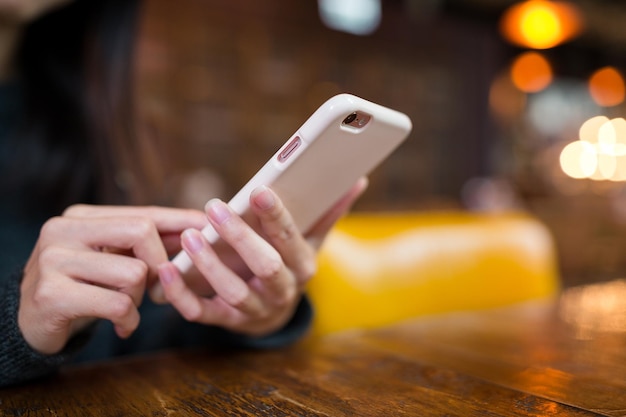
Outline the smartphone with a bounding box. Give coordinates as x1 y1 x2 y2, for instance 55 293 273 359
172 93 412 273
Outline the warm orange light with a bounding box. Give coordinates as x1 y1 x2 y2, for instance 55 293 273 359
510 51 553 93
500 1 583 49
589 67 626 107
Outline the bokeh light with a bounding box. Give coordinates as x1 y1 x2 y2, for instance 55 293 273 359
579 115 609 143
510 51 553 93
588 67 626 107
559 141 597 179
527 79 599 137
500 0 583 49
318 0 382 35
560 117 626 181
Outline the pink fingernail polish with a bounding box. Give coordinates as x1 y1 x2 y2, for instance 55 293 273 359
253 185 275 210
182 229 204 253
158 264 175 285
206 199 230 224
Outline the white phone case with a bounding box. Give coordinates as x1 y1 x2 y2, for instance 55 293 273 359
172 93 412 273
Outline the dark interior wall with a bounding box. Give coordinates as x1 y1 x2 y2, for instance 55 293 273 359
136 0 505 211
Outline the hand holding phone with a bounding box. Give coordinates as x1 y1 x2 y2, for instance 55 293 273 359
172 93 412 273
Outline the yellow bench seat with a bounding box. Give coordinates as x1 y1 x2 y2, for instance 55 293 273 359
308 211 560 336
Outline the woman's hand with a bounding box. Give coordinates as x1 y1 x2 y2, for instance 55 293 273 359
18 205 207 355
157 178 368 337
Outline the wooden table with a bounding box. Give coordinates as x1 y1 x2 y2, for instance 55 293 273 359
2 279 626 416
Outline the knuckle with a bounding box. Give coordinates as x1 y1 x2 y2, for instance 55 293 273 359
180 305 202 322
274 286 298 309
300 258 318 281
132 218 156 240
62 204 90 217
267 222 297 243
258 255 283 279
225 286 251 309
253 311 272 325
37 245 67 269
125 260 149 286
31 279 59 307
39 217 67 239
108 296 135 320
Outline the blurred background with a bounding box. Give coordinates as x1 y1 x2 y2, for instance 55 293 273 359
133 0 626 289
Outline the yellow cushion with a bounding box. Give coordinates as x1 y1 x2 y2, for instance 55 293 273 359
307 211 560 336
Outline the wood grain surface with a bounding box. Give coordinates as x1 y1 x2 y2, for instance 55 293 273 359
2 279 625 416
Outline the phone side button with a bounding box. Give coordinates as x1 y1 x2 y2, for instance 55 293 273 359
277 136 302 163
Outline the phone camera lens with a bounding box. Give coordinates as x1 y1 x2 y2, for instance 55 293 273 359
342 112 358 125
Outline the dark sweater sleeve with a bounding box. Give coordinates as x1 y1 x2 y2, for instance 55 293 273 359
0 269 92 387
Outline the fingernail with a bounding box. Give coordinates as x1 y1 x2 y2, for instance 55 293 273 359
157 263 175 285
182 229 204 253
253 185 275 210
206 199 230 224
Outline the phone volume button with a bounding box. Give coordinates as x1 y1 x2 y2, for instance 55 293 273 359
277 136 302 163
